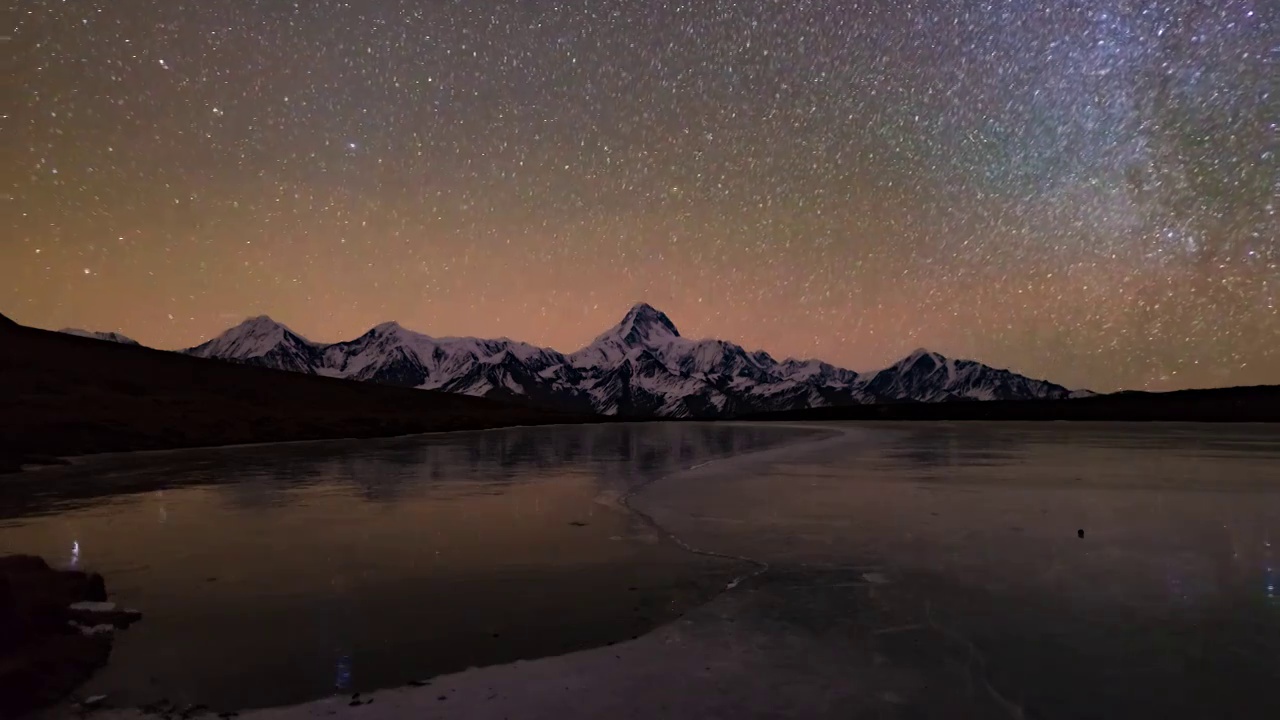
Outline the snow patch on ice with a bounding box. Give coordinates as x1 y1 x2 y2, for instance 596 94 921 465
68 601 118 613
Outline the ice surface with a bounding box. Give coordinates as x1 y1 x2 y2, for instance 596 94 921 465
54 423 1280 719
629 422 1280 718
93 567 1011 720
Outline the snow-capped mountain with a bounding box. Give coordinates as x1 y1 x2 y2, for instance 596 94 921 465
568 303 681 368
185 316 323 374
58 328 141 346
317 321 593 410
858 348 1072 402
178 303 1083 418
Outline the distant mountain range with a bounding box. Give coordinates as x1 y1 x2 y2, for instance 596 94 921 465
58 328 140 346
67 304 1090 418
4 313 583 474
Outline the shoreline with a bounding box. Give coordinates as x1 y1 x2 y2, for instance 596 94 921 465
737 384 1280 423
5 419 609 476
10 407 1275 476
1 416 619 477
17 411 1273 478
5 417 830 478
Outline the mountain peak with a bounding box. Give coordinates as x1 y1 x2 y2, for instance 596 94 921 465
625 301 660 314
619 303 680 339
240 314 283 328
186 314 312 360
371 320 405 334
568 303 680 366
900 347 944 365
224 315 296 337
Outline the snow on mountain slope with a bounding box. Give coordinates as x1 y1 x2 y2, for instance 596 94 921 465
569 303 681 367
320 322 575 399
321 322 435 386
184 316 322 374
182 304 1085 417
58 328 141 346
858 348 1073 402
776 358 860 387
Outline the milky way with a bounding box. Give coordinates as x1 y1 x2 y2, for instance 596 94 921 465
6 0 1276 391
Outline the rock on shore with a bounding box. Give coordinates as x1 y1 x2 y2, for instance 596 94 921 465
0 554 141 716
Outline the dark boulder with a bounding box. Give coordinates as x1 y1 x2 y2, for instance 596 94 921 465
0 554 137 717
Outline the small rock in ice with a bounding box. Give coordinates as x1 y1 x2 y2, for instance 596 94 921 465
79 694 108 707
861 572 891 585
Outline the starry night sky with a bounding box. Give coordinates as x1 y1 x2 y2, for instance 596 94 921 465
6 0 1277 392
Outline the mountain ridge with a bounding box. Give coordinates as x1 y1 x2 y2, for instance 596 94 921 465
60 303 1087 417
119 303 1078 418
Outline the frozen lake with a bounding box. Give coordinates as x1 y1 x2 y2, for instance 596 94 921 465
4 421 1279 718
632 422 1280 719
1 424 817 711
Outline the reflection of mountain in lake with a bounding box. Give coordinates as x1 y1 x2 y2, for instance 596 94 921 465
874 426 1028 474
0 424 825 518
